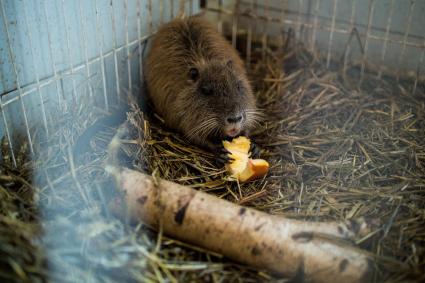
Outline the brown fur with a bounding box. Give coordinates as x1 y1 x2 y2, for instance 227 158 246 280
145 16 259 150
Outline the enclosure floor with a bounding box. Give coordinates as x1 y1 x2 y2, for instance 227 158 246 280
1 44 424 283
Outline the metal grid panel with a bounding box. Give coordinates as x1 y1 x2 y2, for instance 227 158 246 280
204 0 425 84
1 0 424 166
0 0 199 166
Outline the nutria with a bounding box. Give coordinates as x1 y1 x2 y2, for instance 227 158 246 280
145 16 260 154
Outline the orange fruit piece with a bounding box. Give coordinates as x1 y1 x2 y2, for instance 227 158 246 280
222 136 269 182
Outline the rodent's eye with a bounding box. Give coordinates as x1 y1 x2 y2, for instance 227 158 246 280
188 67 199 81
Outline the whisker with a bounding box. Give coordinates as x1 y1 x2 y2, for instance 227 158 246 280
186 116 219 141
199 120 218 140
245 109 265 119
186 116 215 136
246 112 262 122
245 112 263 129
201 118 220 139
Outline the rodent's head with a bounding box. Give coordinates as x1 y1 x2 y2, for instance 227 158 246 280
178 59 259 143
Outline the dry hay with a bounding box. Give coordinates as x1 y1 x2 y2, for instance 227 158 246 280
0 39 424 283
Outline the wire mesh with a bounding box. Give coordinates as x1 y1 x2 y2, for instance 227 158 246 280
203 0 425 82
0 0 424 163
0 1 423 281
0 0 198 164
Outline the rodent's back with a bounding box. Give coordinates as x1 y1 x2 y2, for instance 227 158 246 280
145 16 257 148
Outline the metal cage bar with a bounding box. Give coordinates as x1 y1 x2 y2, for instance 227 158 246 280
325 0 338 68
231 0 239 48
110 0 122 103
148 0 154 41
160 0 165 25
22 3 49 135
296 0 303 41
137 0 143 83
94 0 110 110
60 0 79 104
261 0 270 59
179 0 185 15
377 0 395 79
279 0 287 50
360 0 376 83
78 0 95 101
43 0 64 106
396 0 415 81
245 0 254 67
342 0 357 74
218 0 223 34
310 0 319 51
124 0 133 96
0 1 34 155
413 38 425 94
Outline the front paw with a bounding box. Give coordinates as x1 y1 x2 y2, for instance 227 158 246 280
214 145 234 167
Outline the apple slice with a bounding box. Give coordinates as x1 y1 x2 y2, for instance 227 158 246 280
238 159 270 182
223 137 269 182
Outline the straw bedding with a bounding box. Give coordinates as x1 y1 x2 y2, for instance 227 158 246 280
0 38 424 282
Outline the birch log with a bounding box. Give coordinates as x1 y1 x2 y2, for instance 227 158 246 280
110 168 373 283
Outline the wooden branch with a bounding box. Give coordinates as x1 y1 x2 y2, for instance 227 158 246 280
110 168 373 283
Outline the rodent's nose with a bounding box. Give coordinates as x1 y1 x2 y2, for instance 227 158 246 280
227 115 243 124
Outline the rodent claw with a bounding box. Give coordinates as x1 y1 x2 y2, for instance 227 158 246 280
214 146 234 167
220 146 231 155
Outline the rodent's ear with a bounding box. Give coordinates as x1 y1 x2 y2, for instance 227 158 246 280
226 59 233 68
188 67 200 81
